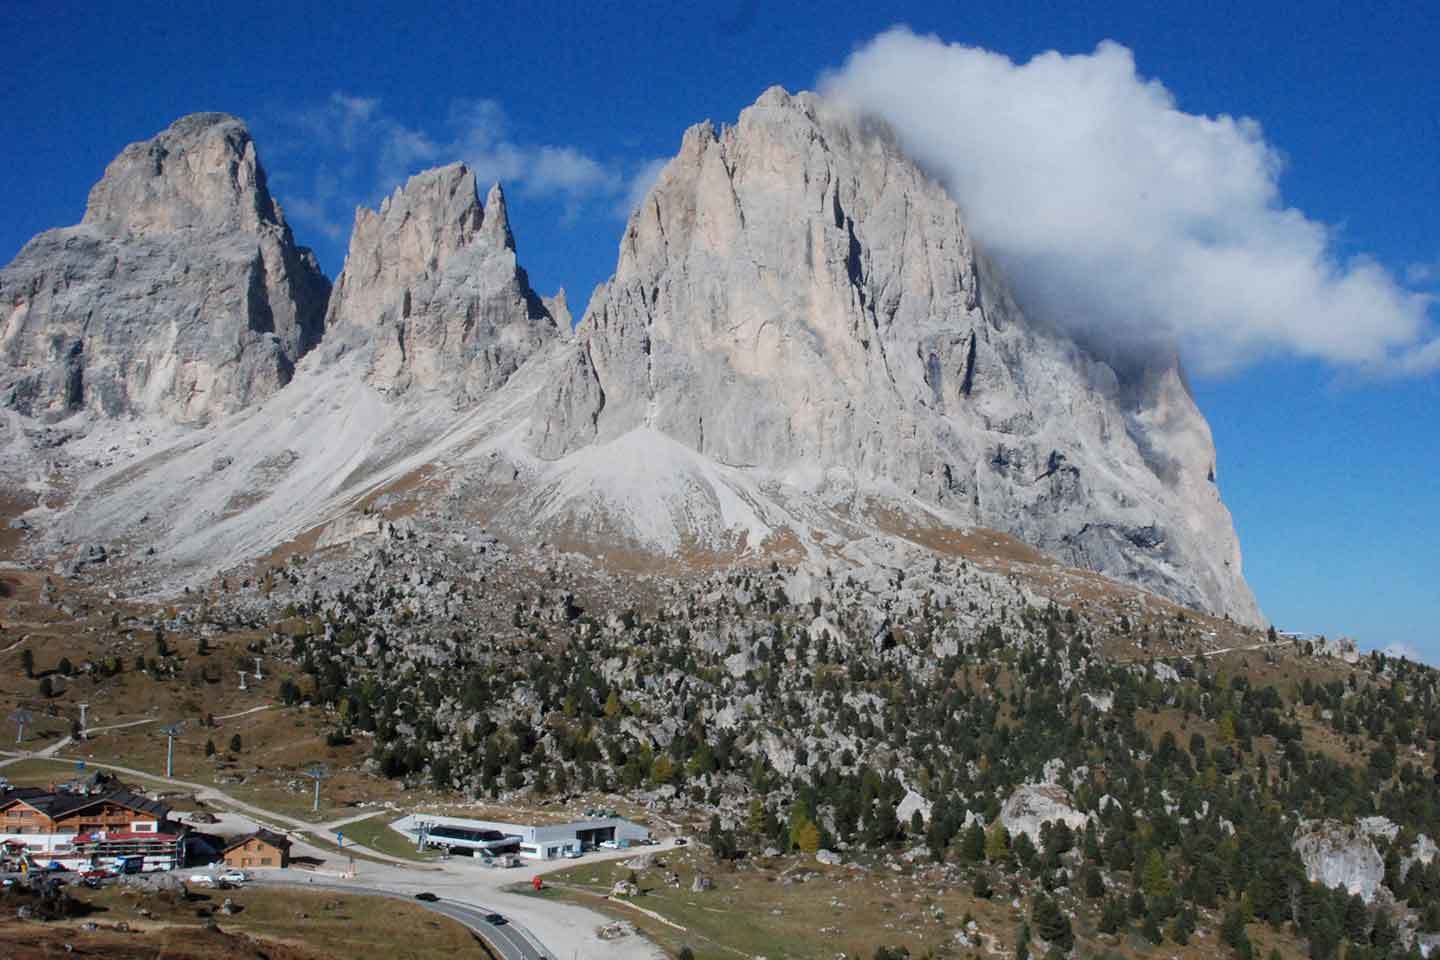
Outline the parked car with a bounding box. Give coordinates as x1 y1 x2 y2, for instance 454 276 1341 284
414 891 439 902
599 839 619 849
188 874 215 886
218 870 248 885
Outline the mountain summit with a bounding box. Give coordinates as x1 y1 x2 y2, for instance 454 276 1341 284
0 89 1259 625
525 87 1259 622
0 113 329 422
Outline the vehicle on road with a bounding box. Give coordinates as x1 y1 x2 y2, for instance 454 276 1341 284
188 874 215 886
414 891 439 902
599 839 619 849
483 912 506 925
218 870 248 884
674 837 689 846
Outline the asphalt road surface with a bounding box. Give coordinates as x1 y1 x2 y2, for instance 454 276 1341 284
258 876 548 960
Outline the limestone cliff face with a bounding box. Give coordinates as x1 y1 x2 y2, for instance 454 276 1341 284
529 87 1260 623
0 113 329 421
323 165 559 401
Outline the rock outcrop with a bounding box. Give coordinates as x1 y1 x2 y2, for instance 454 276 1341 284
527 87 1260 623
323 164 559 400
1000 783 1090 844
1293 820 1386 902
0 113 329 421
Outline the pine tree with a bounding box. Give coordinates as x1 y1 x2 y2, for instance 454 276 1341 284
1031 895 1073 950
1142 848 1173 898
1098 897 1128 935
796 820 822 855
747 798 768 838
1142 910 1163 944
985 821 1011 862
1013 832 1039 871
1084 865 1106 899
972 871 993 899
1222 906 1253 960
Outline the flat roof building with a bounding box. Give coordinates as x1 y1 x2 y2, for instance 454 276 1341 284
392 813 651 861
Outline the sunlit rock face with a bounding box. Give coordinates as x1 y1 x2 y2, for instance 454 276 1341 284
322 165 560 402
530 87 1261 623
0 113 329 422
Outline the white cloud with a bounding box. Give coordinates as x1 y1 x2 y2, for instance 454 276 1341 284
821 28 1439 375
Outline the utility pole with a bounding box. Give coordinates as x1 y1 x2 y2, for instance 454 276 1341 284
77 703 89 739
159 722 184 778
9 709 32 745
302 763 329 814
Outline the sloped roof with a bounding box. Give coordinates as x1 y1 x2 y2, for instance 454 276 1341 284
0 787 170 821
222 827 292 853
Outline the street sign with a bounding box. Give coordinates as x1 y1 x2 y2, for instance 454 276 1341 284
336 832 344 848
76 761 85 771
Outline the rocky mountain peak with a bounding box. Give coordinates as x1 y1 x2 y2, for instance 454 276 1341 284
1 113 329 422
323 164 557 399
528 85 1261 623
82 112 284 236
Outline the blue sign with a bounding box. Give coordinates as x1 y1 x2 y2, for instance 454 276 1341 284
76 761 85 771
336 832 344 848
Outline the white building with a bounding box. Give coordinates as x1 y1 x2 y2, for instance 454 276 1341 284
391 813 651 860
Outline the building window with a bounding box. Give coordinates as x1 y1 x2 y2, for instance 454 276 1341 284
261 857 272 865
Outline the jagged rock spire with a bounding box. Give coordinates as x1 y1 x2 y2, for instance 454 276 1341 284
480 182 515 252
323 165 556 399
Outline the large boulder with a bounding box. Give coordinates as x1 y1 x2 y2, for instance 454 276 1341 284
1000 783 1090 845
1293 820 1386 902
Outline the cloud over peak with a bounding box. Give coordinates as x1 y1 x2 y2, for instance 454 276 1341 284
822 28 1438 376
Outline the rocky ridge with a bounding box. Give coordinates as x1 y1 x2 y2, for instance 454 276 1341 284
2 90 1259 628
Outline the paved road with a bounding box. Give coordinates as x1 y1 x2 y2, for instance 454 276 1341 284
260 875 546 960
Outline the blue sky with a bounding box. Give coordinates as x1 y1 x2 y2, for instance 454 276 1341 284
2 0 1436 655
